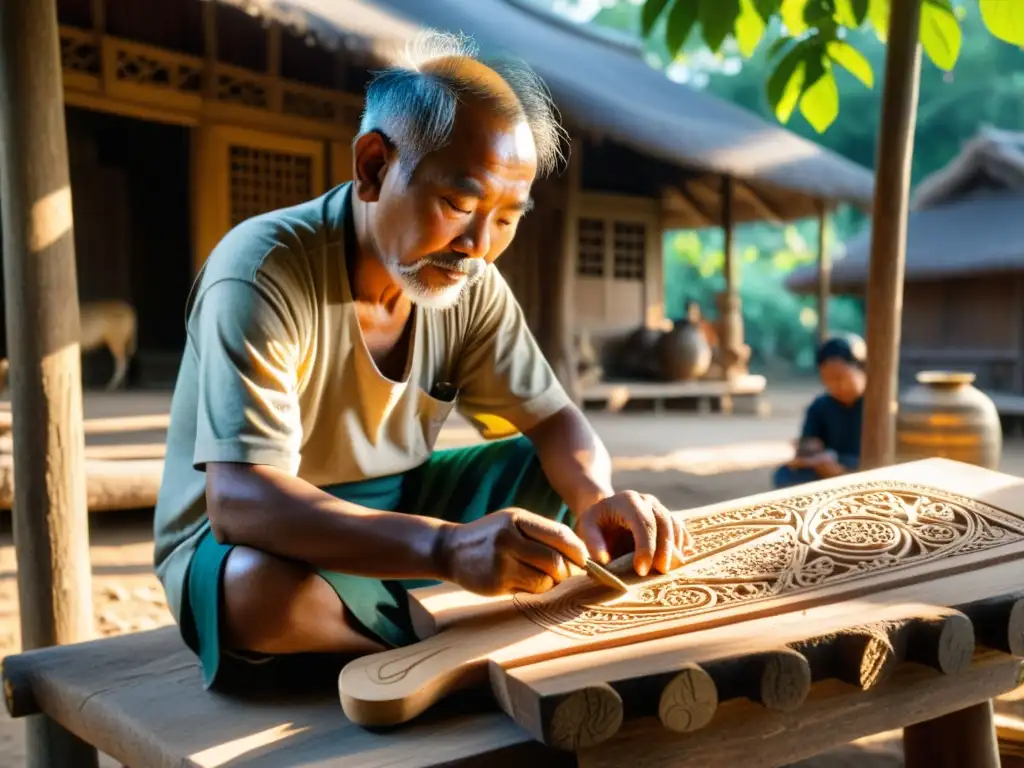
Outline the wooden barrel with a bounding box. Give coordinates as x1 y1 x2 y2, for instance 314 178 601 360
895 371 1002 469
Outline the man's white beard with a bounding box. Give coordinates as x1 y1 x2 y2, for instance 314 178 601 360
389 258 489 310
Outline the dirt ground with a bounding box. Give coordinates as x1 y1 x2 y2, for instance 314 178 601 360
1 381 1020 766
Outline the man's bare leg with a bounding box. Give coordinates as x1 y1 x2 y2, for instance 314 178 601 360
220 546 387 656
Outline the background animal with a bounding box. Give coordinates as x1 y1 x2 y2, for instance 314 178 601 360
0 299 137 391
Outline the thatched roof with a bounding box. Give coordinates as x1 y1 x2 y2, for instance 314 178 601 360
214 0 875 226
787 126 1024 294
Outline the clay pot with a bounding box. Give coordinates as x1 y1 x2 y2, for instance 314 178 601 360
895 371 1002 470
615 326 664 380
657 318 712 381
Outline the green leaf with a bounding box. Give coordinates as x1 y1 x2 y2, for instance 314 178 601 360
920 0 962 71
826 39 874 86
699 0 740 53
979 0 1024 46
642 0 672 36
776 61 806 123
799 62 839 132
780 0 808 35
665 0 700 57
767 40 810 122
833 0 859 27
736 0 767 56
867 0 889 42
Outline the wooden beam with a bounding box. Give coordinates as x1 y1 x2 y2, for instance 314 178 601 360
0 1 97 766
90 0 105 37
266 20 282 112
735 182 784 226
860 0 923 470
716 175 747 381
661 185 714 228
202 0 217 99
817 199 831 344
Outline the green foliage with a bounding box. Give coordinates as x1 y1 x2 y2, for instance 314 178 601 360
980 0 1024 46
662 228 864 373
637 0 1024 132
541 0 1024 370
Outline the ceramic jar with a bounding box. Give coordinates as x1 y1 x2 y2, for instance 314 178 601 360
895 371 1002 470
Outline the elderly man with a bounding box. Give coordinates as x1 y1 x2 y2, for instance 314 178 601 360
154 32 687 689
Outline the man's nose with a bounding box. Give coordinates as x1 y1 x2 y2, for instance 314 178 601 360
452 217 491 260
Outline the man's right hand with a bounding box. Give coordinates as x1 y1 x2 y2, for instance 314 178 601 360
437 508 590 596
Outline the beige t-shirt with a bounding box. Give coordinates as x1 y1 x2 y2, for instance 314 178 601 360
153 183 570 622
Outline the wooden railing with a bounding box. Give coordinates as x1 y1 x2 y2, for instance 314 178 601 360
58 25 362 137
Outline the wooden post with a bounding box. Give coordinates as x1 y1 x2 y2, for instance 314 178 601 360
0 0 97 765
859 0 923 470
715 175 747 381
903 700 1001 768
817 200 831 345
540 137 581 404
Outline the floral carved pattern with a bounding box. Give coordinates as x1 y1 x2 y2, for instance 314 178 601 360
514 482 1024 638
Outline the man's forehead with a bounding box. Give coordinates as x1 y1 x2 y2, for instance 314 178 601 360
440 173 534 210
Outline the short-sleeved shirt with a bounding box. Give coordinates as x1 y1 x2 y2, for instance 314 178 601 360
800 393 863 470
153 182 570 622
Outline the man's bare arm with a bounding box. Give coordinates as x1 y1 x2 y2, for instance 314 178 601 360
521 403 614 518
522 403 689 574
206 462 450 579
205 462 589 595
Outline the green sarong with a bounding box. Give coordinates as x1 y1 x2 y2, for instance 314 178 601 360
177 435 568 688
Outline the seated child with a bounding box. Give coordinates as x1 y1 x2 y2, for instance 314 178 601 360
773 334 867 489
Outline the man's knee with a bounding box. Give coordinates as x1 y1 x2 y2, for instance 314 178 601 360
219 546 383 655
221 547 320 652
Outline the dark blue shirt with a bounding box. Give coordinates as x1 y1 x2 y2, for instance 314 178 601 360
800 394 863 470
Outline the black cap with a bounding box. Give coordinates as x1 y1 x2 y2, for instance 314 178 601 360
816 332 867 368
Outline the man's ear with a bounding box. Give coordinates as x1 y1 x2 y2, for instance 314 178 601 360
353 131 394 202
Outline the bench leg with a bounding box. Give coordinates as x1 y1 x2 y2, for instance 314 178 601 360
903 699 999 768
26 714 99 768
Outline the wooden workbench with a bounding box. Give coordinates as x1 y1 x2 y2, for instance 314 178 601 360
2 625 1020 767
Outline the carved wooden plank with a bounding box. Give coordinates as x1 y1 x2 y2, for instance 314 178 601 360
339 459 1024 726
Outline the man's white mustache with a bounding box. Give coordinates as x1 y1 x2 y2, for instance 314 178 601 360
397 256 485 277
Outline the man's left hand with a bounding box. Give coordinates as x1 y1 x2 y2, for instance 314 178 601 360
575 491 690 577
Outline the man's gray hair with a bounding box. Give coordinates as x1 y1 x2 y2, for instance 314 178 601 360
359 30 567 178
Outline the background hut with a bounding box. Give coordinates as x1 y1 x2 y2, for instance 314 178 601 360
788 126 1024 398
3 0 874 399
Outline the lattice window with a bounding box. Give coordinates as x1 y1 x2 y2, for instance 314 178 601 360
114 47 202 93
577 217 606 277
282 89 337 121
229 146 313 227
217 72 269 108
613 221 646 280
60 30 101 76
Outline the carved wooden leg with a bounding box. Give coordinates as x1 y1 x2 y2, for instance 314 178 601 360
903 699 1000 768
26 715 99 768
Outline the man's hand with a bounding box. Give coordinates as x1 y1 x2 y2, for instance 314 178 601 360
810 450 846 478
437 508 590 597
575 491 689 577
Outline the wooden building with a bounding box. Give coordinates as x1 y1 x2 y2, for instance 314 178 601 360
33 0 873 391
788 126 1024 396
